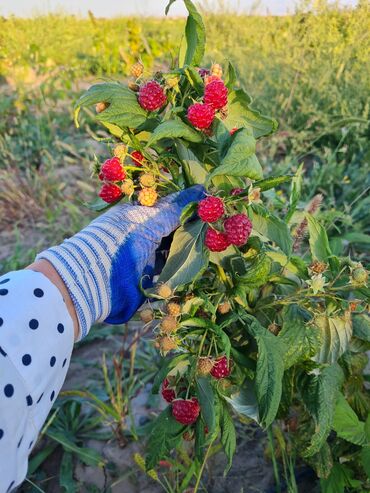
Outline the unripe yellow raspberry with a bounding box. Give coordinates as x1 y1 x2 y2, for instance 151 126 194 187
113 143 128 162
166 302 181 317
158 336 178 353
131 61 144 78
121 179 135 196
211 63 223 78
160 315 178 334
309 260 328 274
197 357 214 376
139 173 156 188
351 265 368 286
95 102 109 113
218 301 231 314
140 308 154 323
138 188 158 206
157 283 173 299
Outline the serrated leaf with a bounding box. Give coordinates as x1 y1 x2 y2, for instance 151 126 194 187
313 312 352 364
224 382 259 422
180 201 198 225
249 204 293 256
353 313 370 342
299 364 344 457
227 88 278 138
180 0 206 67
207 129 262 184
158 220 208 288
195 417 207 461
60 452 77 493
306 442 333 479
196 377 216 434
243 315 286 427
147 119 202 147
74 82 147 130
176 142 208 185
146 407 185 470
306 214 332 262
224 61 237 90
234 254 272 289
278 305 320 369
220 402 236 473
254 175 292 192
332 393 368 446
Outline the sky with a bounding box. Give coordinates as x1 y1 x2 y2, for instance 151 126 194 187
0 0 359 17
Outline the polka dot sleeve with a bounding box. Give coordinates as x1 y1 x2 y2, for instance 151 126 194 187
0 270 74 492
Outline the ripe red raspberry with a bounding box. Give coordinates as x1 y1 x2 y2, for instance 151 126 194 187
161 379 176 403
210 356 231 379
204 228 231 252
198 196 225 223
172 398 200 425
101 157 126 182
98 172 104 181
99 183 122 203
138 81 167 112
224 213 252 247
131 150 145 167
187 103 215 129
204 79 228 110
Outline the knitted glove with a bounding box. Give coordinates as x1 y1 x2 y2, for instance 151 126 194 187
37 186 204 339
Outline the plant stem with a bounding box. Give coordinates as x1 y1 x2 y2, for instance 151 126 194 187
193 439 214 493
267 426 281 493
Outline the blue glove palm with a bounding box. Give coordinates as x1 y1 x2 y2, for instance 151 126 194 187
37 186 204 339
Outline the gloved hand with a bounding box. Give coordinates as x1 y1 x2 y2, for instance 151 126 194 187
37 186 204 339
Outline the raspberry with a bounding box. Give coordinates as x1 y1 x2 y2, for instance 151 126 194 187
230 127 238 135
138 81 167 112
95 102 108 113
131 61 144 78
121 179 135 196
351 266 368 285
205 75 220 86
158 336 178 353
198 196 225 223
160 315 178 334
166 302 181 317
204 79 228 110
172 398 200 425
138 188 158 207
224 214 252 247
113 143 128 162
211 63 223 78
139 173 156 188
131 150 145 167
187 103 215 129
309 260 328 274
210 356 231 379
99 183 122 203
204 228 231 252
140 308 154 323
101 157 126 182
161 378 176 403
157 284 173 299
218 301 231 314
197 357 214 376
98 172 104 181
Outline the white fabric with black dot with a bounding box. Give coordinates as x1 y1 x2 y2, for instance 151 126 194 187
0 270 74 492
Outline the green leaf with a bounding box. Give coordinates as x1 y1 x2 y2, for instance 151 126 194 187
249 204 293 256
47 431 104 467
286 163 303 222
165 0 177 15
74 82 147 130
361 446 370 478
224 61 237 90
227 88 278 138
306 214 332 262
332 393 368 446
278 305 320 369
232 254 272 289
195 417 207 461
60 452 77 493
158 220 208 289
353 313 370 342
220 402 236 473
243 315 286 427
254 175 293 192
147 119 202 147
83 197 115 212
180 0 206 67
320 463 361 493
207 129 262 184
313 313 352 364
306 442 333 479
180 201 198 225
224 381 259 422
176 142 208 185
196 377 216 434
146 407 185 469
28 443 58 475
299 364 344 457
152 354 190 394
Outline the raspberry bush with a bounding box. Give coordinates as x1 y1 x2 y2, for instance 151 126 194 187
74 1 370 489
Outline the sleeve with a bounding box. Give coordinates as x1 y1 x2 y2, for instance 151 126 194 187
0 270 74 492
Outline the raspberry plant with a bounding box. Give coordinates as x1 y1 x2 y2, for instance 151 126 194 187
74 1 370 490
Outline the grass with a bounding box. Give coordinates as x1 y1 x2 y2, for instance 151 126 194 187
0 2 369 491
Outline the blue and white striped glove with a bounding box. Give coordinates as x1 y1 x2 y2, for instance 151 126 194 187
36 186 204 339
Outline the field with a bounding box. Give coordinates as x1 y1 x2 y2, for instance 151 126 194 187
0 2 369 492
